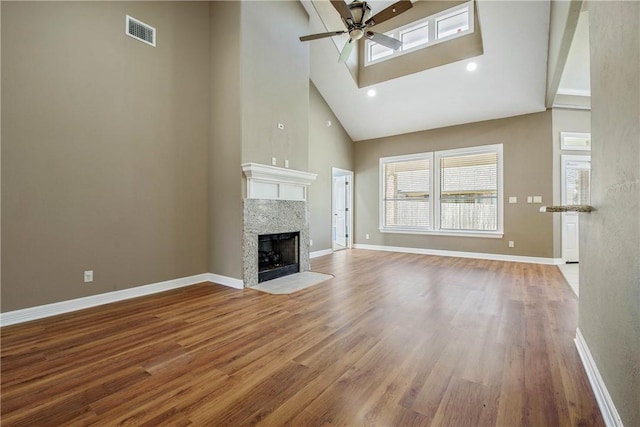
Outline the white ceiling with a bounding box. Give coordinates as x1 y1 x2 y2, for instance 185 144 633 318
557 10 590 97
302 0 552 141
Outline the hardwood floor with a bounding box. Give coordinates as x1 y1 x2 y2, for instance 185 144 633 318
1 250 604 426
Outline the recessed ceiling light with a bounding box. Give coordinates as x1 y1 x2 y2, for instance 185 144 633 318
466 62 477 72
367 89 376 97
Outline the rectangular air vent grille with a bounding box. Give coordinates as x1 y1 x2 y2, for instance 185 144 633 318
126 15 156 47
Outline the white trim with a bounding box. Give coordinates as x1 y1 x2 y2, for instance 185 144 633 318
557 88 591 97
205 273 244 289
380 144 503 235
332 167 354 251
242 163 317 201
574 328 624 427
379 228 503 239
0 272 245 327
310 249 333 258
560 132 591 151
561 154 591 262
353 243 562 265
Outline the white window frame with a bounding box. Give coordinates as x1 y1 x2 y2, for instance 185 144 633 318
379 144 503 238
365 1 474 67
379 152 434 233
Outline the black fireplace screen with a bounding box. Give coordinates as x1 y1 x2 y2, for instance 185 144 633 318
258 232 300 283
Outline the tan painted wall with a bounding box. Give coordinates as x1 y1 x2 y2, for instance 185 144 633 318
209 1 243 280
308 82 354 252
240 1 310 171
208 1 310 281
1 1 210 311
551 108 590 258
580 3 640 425
354 111 554 257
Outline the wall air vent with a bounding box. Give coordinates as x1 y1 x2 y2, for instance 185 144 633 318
126 15 156 47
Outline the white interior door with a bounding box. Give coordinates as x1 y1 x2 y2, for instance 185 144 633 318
561 155 591 263
333 175 347 250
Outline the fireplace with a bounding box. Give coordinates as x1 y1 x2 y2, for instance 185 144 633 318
258 232 299 283
242 163 317 288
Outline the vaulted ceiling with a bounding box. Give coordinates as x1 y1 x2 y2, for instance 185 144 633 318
301 0 565 141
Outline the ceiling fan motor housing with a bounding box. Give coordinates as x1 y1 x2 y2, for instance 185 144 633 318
347 1 372 26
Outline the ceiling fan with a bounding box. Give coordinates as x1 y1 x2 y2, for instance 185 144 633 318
300 0 413 62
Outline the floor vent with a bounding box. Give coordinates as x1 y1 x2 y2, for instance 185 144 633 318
126 15 156 47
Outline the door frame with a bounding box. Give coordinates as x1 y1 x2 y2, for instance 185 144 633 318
331 167 354 251
561 154 591 262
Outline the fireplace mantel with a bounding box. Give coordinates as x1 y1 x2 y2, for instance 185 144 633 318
242 163 317 201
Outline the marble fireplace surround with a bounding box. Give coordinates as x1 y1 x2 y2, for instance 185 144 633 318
242 163 316 288
243 199 310 288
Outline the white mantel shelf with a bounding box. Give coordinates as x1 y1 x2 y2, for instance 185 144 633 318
242 163 317 201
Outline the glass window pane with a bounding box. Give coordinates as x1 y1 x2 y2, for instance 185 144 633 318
401 23 429 50
565 167 591 205
437 9 469 39
440 151 498 231
383 158 430 228
369 42 394 62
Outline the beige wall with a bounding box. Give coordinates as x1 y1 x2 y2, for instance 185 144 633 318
1 1 210 311
354 111 554 258
209 1 243 279
580 2 640 425
308 82 354 252
208 1 311 281
551 108 590 258
240 1 310 171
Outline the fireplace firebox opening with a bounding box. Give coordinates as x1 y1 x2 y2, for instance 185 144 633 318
258 232 300 283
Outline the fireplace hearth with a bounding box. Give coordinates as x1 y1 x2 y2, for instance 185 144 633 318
258 232 299 283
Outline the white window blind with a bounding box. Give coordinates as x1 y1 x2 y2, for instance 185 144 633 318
380 144 503 237
439 151 498 231
383 157 430 228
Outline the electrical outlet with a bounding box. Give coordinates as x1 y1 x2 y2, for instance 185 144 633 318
508 196 517 204
271 157 277 166
533 196 542 203
310 239 313 246
527 196 533 203
508 241 515 248
285 159 289 168
365 233 370 240
84 270 93 283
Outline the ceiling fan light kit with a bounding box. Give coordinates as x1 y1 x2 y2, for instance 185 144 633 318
299 0 413 62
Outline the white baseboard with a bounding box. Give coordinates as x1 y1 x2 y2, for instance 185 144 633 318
353 243 563 265
206 273 244 289
310 248 333 258
575 328 624 427
0 272 244 327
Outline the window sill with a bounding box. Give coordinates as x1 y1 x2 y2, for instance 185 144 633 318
379 228 504 239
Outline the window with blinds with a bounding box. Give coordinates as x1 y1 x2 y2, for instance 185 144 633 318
380 144 503 236
382 156 431 228
439 151 498 231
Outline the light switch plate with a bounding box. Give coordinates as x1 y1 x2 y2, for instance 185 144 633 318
533 196 542 203
508 196 517 204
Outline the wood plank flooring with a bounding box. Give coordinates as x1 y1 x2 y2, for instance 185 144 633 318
1 250 604 426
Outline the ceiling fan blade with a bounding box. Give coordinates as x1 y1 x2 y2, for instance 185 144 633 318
300 30 347 42
338 38 355 62
366 31 402 50
330 0 355 23
365 0 413 27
